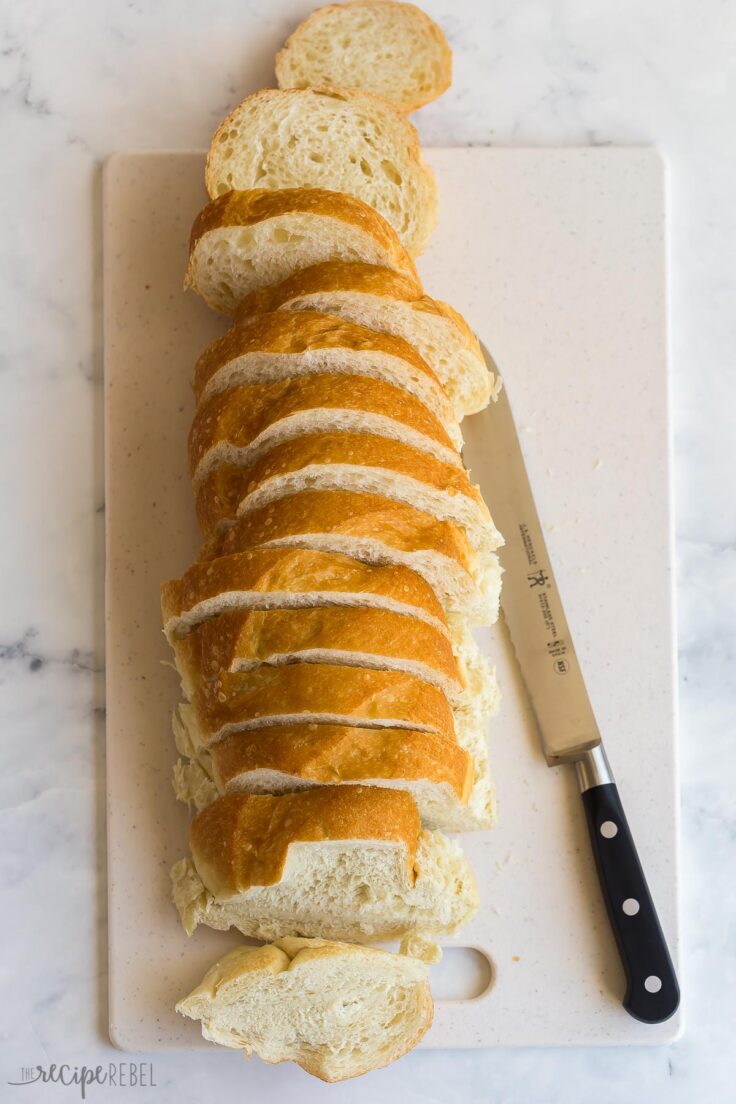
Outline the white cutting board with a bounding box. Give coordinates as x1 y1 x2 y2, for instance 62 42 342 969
104 148 681 1050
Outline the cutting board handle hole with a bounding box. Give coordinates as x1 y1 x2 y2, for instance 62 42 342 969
430 947 495 1001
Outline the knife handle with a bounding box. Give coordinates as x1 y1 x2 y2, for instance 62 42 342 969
577 748 680 1023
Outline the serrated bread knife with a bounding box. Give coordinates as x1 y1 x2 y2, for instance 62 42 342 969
465 345 679 1024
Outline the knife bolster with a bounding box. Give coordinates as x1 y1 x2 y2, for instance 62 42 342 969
575 744 614 791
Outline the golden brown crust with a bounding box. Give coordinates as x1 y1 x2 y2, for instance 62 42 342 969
192 310 443 405
194 433 487 538
187 188 418 291
189 372 457 478
200 490 474 576
233 261 481 359
190 786 421 896
211 724 471 803
190 663 456 745
173 605 463 694
161 547 446 628
234 261 422 323
274 0 452 115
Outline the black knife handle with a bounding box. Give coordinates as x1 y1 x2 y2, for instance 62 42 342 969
579 772 680 1023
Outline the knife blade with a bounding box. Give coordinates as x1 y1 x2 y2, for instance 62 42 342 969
463 343 679 1024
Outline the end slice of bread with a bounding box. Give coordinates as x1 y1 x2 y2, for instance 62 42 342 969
186 189 418 315
175 937 433 1081
275 1 452 115
205 88 438 255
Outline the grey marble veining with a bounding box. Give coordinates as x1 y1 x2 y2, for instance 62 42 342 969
0 1 733 1101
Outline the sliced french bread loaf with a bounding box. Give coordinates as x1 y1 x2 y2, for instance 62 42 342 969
275 0 452 115
176 937 433 1081
168 12 500 1074
205 89 437 254
172 786 479 941
235 261 493 417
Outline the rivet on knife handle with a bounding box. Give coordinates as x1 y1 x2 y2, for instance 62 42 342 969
576 747 680 1023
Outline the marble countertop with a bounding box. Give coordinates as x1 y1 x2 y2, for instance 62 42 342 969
1 1 733 1101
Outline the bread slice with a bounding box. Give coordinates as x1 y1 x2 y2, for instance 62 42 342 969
194 433 498 550
171 786 479 941
161 547 448 640
186 724 471 811
173 664 457 746
275 0 452 115
205 88 437 254
189 373 461 490
173 720 496 832
175 937 433 1081
169 605 465 705
202 490 502 625
234 261 493 417
192 311 460 448
186 189 419 315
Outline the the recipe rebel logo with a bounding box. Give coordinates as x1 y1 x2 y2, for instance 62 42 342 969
8 1063 157 1099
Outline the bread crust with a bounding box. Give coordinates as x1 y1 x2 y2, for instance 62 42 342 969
210 724 472 803
234 260 482 362
161 547 447 630
190 786 421 896
275 0 452 115
188 662 456 745
200 489 474 573
192 309 445 405
187 188 418 291
189 372 458 480
194 432 487 538
235 260 420 323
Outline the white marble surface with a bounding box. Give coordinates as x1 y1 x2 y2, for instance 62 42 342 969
0 1 733 1100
